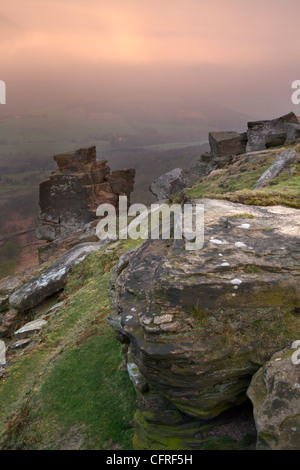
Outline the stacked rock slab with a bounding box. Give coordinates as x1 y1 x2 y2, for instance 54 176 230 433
36 146 135 241
203 113 300 168
108 198 300 449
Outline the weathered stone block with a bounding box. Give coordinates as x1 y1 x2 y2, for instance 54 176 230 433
150 168 198 200
247 347 300 450
107 169 136 196
209 131 247 158
9 242 105 311
286 122 300 141
88 182 118 207
39 174 92 225
53 146 96 172
247 112 299 151
90 160 110 184
36 147 135 241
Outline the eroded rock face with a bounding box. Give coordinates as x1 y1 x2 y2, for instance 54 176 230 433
150 168 198 200
36 146 135 241
108 199 300 449
189 153 217 178
209 131 248 158
286 122 300 141
247 346 300 450
247 112 300 152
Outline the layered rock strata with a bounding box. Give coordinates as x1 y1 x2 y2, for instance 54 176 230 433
108 198 300 449
36 146 135 241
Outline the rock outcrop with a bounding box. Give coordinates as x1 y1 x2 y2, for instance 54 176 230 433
9 242 105 312
209 131 247 158
0 276 23 296
152 113 300 199
37 220 100 263
0 308 23 338
0 143 137 372
108 198 300 449
286 122 300 141
150 168 198 200
189 152 216 178
36 146 135 241
14 319 48 339
247 346 300 450
246 112 300 152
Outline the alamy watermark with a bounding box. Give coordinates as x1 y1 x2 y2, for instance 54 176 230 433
95 196 204 250
291 80 300 105
291 340 300 365
0 80 6 104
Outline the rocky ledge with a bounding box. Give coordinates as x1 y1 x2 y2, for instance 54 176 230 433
108 198 300 449
149 112 300 201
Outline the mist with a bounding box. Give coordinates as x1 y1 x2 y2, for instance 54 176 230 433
1 0 299 120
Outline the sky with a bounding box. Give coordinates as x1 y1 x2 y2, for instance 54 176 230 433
0 0 300 117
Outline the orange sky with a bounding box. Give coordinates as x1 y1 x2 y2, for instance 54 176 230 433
1 0 299 115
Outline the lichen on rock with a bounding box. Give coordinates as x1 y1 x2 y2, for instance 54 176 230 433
247 346 300 450
108 198 300 449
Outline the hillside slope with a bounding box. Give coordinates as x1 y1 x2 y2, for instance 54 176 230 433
0 139 299 450
0 240 141 450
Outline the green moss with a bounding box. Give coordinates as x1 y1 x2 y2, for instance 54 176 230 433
227 213 255 219
188 305 208 325
244 265 262 274
133 409 214 450
134 408 256 450
185 146 300 209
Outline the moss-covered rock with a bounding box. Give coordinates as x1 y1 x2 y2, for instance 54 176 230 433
108 198 300 449
184 142 300 209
